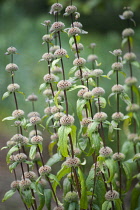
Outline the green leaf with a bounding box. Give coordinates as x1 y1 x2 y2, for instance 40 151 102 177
63 178 71 196
70 125 77 147
121 141 131 156
69 37 74 46
68 202 76 210
2 189 16 202
105 159 116 183
2 116 15 121
75 35 81 43
121 38 128 48
78 167 88 209
17 91 25 97
2 91 10 100
86 167 94 190
44 189 52 210
107 70 114 78
54 90 61 107
68 85 87 92
119 71 126 77
90 133 101 154
95 97 106 108
131 61 140 68
133 113 140 127
108 120 118 141
102 201 112 210
114 199 122 210
49 174 60 187
21 190 33 208
120 92 131 106
9 162 19 172
130 188 140 210
37 191 45 210
58 126 72 157
77 99 87 121
69 66 78 75
122 161 133 192
48 141 57 156
39 83 46 92
132 85 140 104
88 78 96 87
6 145 19 163
51 58 61 68
108 92 115 106
87 122 100 138
95 179 106 208
47 153 62 166
29 145 37 160
78 138 88 151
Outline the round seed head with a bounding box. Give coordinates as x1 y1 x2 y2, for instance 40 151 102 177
125 76 137 86
91 69 103 77
99 146 113 157
112 112 124 121
71 43 84 51
28 112 40 118
82 71 90 79
7 140 16 147
39 165 51 176
128 133 138 142
83 91 93 99
53 206 64 210
50 3 63 13
123 10 134 19
29 130 42 138
42 53 54 61
92 87 105 97
43 88 52 97
87 54 98 62
54 112 64 120
12 109 24 118
43 73 56 83
72 21 83 28
54 48 67 58
74 70 84 78
14 120 22 127
134 153 140 161
50 21 65 33
30 116 41 125
65 5 77 14
112 84 124 93
9 155 15 163
123 52 136 62
90 43 96 49
65 191 78 203
23 171 37 181
112 62 123 71
31 135 43 144
112 49 122 56
74 148 81 156
50 45 60 53
11 180 20 189
57 80 72 90
50 133 59 141
19 179 31 190
7 46 17 54
64 157 80 167
73 57 86 66
51 66 62 74
77 88 88 98
38 178 47 187
44 107 52 115
43 20 51 26
51 105 63 114
42 34 53 43
5 63 18 72
11 134 23 143
21 136 29 145
93 112 107 122
122 28 134 38
14 153 27 162
113 153 125 161
81 117 92 127
68 27 81 36
7 83 20 92
126 104 140 112
27 93 38 101
60 114 74 126
105 190 119 201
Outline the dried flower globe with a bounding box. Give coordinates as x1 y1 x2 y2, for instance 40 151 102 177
12 109 24 118
42 53 54 61
6 46 17 54
113 153 125 161
39 165 52 176
30 116 41 125
122 28 134 38
99 146 113 157
14 153 27 162
57 80 72 90
19 179 31 190
125 76 137 86
60 114 74 126
122 10 134 19
123 52 136 62
7 83 20 92
112 112 124 121
5 63 18 72
112 84 124 93
112 62 123 71
11 180 20 189
93 112 107 122
31 135 43 144
73 57 86 66
42 34 53 43
65 191 78 203
43 73 56 83
27 93 38 101
50 21 65 33
87 54 98 62
105 190 119 201
92 87 105 97
71 43 84 51
65 5 77 15
68 27 81 36
91 69 103 77
54 48 67 58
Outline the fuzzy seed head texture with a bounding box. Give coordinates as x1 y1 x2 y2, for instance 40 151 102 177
90 43 96 49
128 133 138 142
112 153 125 161
50 45 60 53
74 148 81 156
87 54 98 62
125 76 137 86
43 88 52 96
54 112 64 120
19 179 31 190
112 62 123 71
72 21 83 28
112 84 124 93
42 34 53 43
31 135 43 144
65 5 77 14
123 10 134 19
77 88 88 98
73 57 86 66
50 21 65 33
12 109 24 118
50 133 59 141
112 112 124 121
30 116 41 125
54 48 67 58
68 27 81 36
74 70 84 78
126 103 140 112
65 191 78 203
5 63 18 72
83 91 93 99
14 120 22 127
27 112 40 118
7 141 16 147
43 20 51 26
44 107 52 115
51 66 62 74
27 93 38 101
64 157 80 167
11 134 23 143
112 49 122 56
71 43 84 51
11 180 20 189
7 83 20 92
7 46 17 54
99 146 113 157
60 114 74 126
9 155 15 163
82 71 90 79
53 206 64 210
91 69 103 77
43 73 56 83
123 52 136 62
81 117 92 127
105 190 119 201
122 28 134 38
39 165 52 176
51 105 64 114
50 3 63 13
42 53 54 61
29 130 42 138
21 136 29 145
14 153 27 162
93 112 108 122
23 171 37 181
57 80 72 90
92 87 105 97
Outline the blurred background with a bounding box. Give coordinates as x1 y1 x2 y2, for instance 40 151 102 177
0 0 140 209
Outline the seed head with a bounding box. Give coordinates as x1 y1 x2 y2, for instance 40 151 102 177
14 120 22 127
74 148 81 156
50 21 65 33
42 53 54 61
54 48 67 58
93 112 107 122
31 135 43 144
64 157 80 167
43 89 52 97
81 117 92 127
105 190 119 201
51 66 62 74
50 45 60 53
128 133 138 142
9 155 15 163
87 54 98 62
11 134 23 143
91 69 103 77
60 114 74 126
53 206 64 210
7 83 20 92
57 80 72 90
90 43 96 49
125 76 137 86
43 20 51 26
43 73 56 83
50 3 63 14
71 43 84 51
14 153 27 162
72 21 83 28
112 49 122 56
42 34 53 43
83 91 93 99
113 153 125 161
19 179 31 190
30 116 41 125
65 191 78 203
122 28 134 38
82 71 90 79
112 62 123 71
54 112 64 121
44 107 52 115
39 165 51 176
73 57 86 66
99 146 113 157
92 87 105 97
11 180 20 189
126 104 140 112
28 112 40 118
7 141 16 147
50 133 59 141
51 105 64 114
112 84 124 93
12 109 24 118
77 88 88 98
123 10 134 19
29 130 42 138
74 70 84 78
5 63 18 72
27 93 38 101
7 46 17 54
123 52 136 62
65 5 77 15
68 27 81 36
23 171 37 181
112 112 124 121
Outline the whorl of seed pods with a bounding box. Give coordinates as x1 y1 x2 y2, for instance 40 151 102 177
126 104 140 112
42 34 53 43
73 57 86 66
112 62 123 71
11 134 23 142
22 171 37 181
122 10 134 19
91 69 103 77
57 80 72 90
9 155 15 163
68 27 81 36
77 88 88 98
39 165 52 176
72 21 83 28
42 53 54 61
112 84 124 93
11 180 20 189
81 117 92 127
112 49 122 56
54 112 64 120
93 112 107 122
44 107 52 115
27 93 38 101
5 63 18 72
125 76 137 86
112 153 125 161
65 5 77 15
123 52 136 62
54 48 67 58
51 66 62 74
122 28 134 38
112 112 124 121
27 111 40 118
7 46 17 54
19 179 31 190
105 190 119 201
50 133 59 141
127 133 138 142
51 105 64 114
30 116 41 125
43 20 51 26
50 45 60 53
71 43 84 51
83 91 93 99
7 83 20 92
99 147 113 157
49 21 65 33
29 130 42 138
92 87 105 97
12 109 24 118
74 148 81 156
50 3 63 14
87 54 98 62
31 135 43 144
43 74 56 83
14 153 27 162
60 114 74 126
14 120 22 127
64 191 79 203
7 141 15 147
64 157 80 167
74 70 84 78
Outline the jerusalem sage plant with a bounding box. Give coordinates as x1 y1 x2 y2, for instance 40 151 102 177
1 1 140 210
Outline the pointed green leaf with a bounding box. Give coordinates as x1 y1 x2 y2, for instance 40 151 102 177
63 178 71 196
2 116 15 121
44 189 52 210
69 66 78 75
120 92 131 106
121 38 128 48
108 92 115 106
107 70 114 78
29 145 37 160
90 133 101 154
68 202 76 210
58 126 71 157
130 187 140 210
68 85 87 92
6 145 19 163
77 99 87 121
39 83 46 92
102 201 112 210
2 91 10 100
87 122 100 138
70 125 77 147
9 162 19 172
95 180 106 208
48 141 57 156
21 190 33 208
114 199 122 210
105 159 116 183
2 189 16 202
122 161 133 192
47 153 62 166
54 90 61 107
37 191 45 210
51 58 61 68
